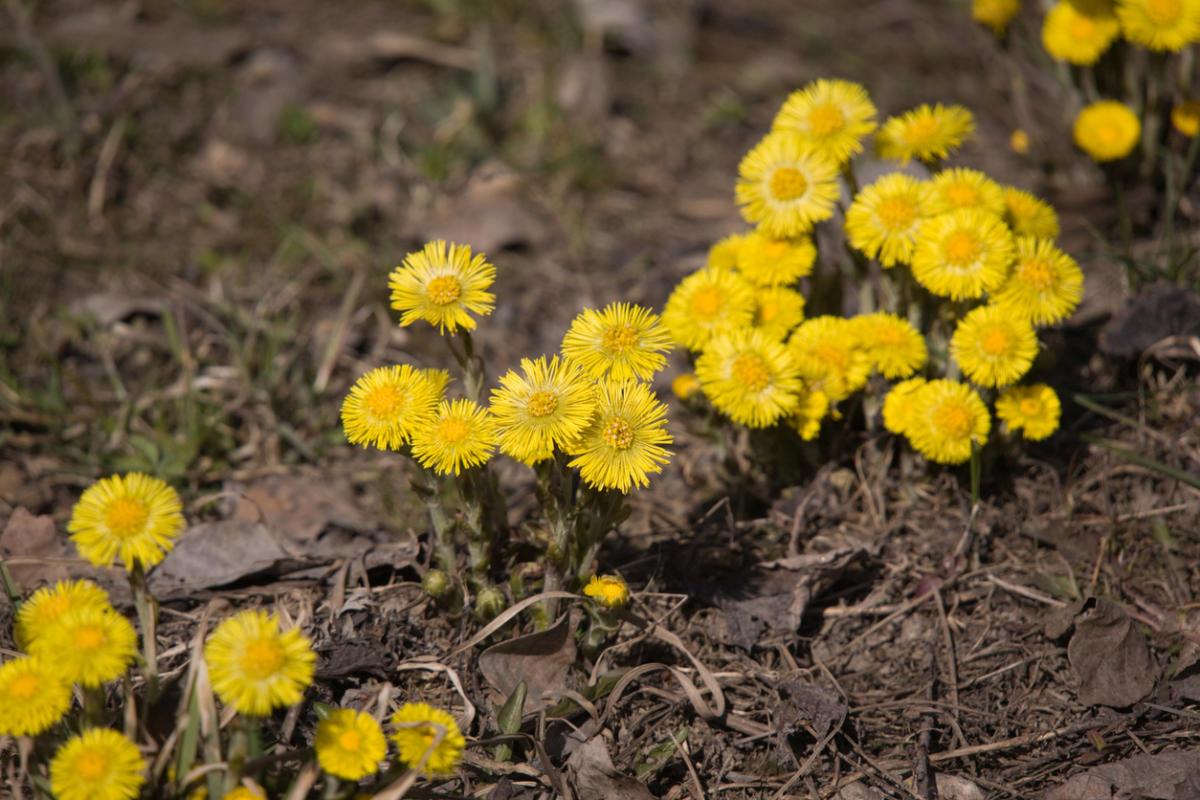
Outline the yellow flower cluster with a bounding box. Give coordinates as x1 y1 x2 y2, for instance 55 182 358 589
344 241 673 492
666 79 1077 463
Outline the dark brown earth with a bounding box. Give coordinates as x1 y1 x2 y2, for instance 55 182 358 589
3 1 1200 798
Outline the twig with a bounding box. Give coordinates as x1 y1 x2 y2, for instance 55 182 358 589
933 588 966 750
88 116 126 222
670 729 707 800
927 719 1109 762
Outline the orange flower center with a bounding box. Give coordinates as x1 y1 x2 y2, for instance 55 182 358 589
603 419 634 449
877 196 917 231
981 327 1011 356
943 232 981 266
757 301 779 324
74 624 106 653
76 750 109 781
691 287 723 318
762 239 790 260
41 595 72 620
944 183 980 208
597 579 627 603
1018 257 1055 288
874 324 904 346
1019 397 1044 417
1069 15 1095 40
426 275 462 305
904 117 940 146
813 343 848 371
527 390 558 417
731 353 771 392
1146 0 1181 24
1096 121 1123 145
809 103 845 137
9 673 39 701
769 167 809 202
601 324 639 355
105 498 148 539
933 402 972 438
241 638 285 679
338 729 363 752
437 417 472 444
366 385 406 419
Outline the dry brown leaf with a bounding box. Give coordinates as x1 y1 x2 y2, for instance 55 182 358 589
147 520 297 599
1067 599 1157 708
233 474 377 545
715 543 869 649
0 507 127 601
566 735 655 800
1044 749 1200 800
478 615 576 712
419 163 551 254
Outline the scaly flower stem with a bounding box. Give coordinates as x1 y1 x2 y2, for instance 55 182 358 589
128 562 159 703
450 330 485 404
83 685 107 728
409 466 458 578
455 469 491 590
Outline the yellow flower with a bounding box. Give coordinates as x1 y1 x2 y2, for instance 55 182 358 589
788 317 871 402
490 355 595 465
583 574 631 608
996 383 1061 440
68 472 184 570
222 787 266 800
567 380 672 493
735 131 840 237
391 702 465 777
950 304 1038 388
388 240 495 334
1074 100 1140 162
851 312 928 379
1172 100 1200 136
906 380 991 464
1115 0 1200 50
0 656 72 735
844 173 934 267
341 365 441 451
662 266 756 351
1010 129 1030 154
882 378 928 435
1043 1 1121 64
561 302 674 381
751 286 806 340
50 728 146 800
735 230 817 286
708 233 747 271
876 103 975 164
788 387 829 440
992 237 1084 325
911 210 1014 300
770 78 878 165
695 328 803 428
411 399 499 476
927 168 1006 217
30 605 137 688
315 708 388 781
14 578 111 650
974 0 1022 35
1003 187 1061 239
205 610 316 716
672 372 702 401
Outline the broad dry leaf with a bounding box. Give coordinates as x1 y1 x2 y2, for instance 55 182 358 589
566 735 655 800
1044 748 1200 800
478 615 575 712
1067 598 1157 708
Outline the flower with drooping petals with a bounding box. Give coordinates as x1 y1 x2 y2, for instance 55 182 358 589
389 240 495 334
876 104 975 164
996 383 1061 440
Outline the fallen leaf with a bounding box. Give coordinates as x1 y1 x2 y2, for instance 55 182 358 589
147 520 298 599
1044 748 1200 800
0 507 128 602
933 774 986 800
715 543 869 649
836 782 885 800
1067 599 1157 707
478 615 576 712
566 734 655 800
773 682 845 766
419 163 551 254
233 474 377 545
1099 284 1200 358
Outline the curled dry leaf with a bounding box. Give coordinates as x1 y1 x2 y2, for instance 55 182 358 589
1065 598 1157 708
566 734 655 800
478 614 576 712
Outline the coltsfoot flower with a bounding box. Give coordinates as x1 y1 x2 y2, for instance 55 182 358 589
906 380 991 464
1074 101 1140 162
391 702 465 777
1003 187 1060 240
927 168 1006 217
1043 1 1121 64
1115 0 1200 51
0 656 72 736
14 578 112 649
341 365 442 451
315 708 388 781
389 240 495 334
992 237 1083 326
695 327 803 428
788 316 871 402
561 302 673 382
996 383 1062 440
883 378 928 436
876 103 975 164
950 304 1038 388
735 131 840 237
844 172 934 268
410 398 499 475
770 78 878 165
68 473 185 569
662 266 756 351
735 231 817 286
851 312 928 379
583 574 631 608
50 728 146 800
567 380 672 493
30 605 138 688
911 209 1014 300
205 610 316 716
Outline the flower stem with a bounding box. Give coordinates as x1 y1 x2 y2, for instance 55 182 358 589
128 562 159 703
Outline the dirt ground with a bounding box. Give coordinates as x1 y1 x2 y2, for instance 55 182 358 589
4 1 1200 798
